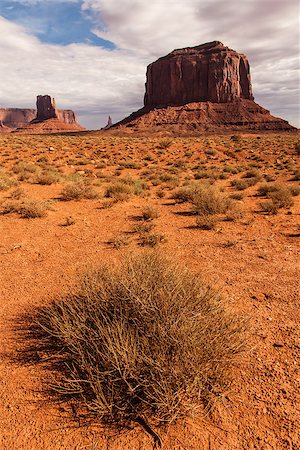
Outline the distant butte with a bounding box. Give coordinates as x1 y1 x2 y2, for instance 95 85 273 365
114 41 296 132
0 95 84 133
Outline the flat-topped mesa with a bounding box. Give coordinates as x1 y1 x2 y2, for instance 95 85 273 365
144 41 254 108
35 95 59 122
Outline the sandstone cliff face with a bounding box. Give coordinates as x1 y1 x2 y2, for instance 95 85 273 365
144 41 253 108
58 110 78 125
0 108 36 129
35 95 59 121
114 41 295 132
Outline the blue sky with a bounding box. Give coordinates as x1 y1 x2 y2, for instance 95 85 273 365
0 0 114 48
0 0 299 129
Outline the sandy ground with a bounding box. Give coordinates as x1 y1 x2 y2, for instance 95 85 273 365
0 132 299 449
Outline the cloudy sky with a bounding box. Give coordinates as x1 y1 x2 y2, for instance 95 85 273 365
0 0 299 129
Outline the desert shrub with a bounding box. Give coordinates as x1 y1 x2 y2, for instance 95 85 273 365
0 199 49 218
242 169 262 180
60 180 98 201
158 139 173 149
38 252 245 427
295 142 300 155
257 183 278 196
231 179 256 191
260 201 279 215
0 172 17 191
195 215 218 230
133 222 155 234
259 186 294 213
269 188 293 209
229 193 243 200
141 205 159 221
111 234 131 249
0 200 20 215
139 232 165 247
13 161 38 181
35 170 60 185
10 186 25 200
105 181 133 201
291 170 300 181
191 186 232 216
18 200 48 218
171 184 200 203
224 202 244 222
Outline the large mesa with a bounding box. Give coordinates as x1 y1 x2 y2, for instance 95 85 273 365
114 41 296 132
144 41 253 107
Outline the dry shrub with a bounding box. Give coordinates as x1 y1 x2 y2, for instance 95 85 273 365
35 170 60 185
10 187 25 200
0 172 17 191
60 180 98 201
139 232 165 247
105 181 133 201
172 184 199 203
259 185 294 214
269 189 293 209
195 215 218 230
191 186 232 216
0 199 49 218
18 200 49 218
38 251 246 427
141 205 160 221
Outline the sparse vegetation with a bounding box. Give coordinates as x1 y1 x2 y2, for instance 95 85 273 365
60 180 98 201
38 251 245 426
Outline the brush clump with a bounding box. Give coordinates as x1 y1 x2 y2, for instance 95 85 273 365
39 251 245 426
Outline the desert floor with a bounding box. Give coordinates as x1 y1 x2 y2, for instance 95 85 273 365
0 132 299 449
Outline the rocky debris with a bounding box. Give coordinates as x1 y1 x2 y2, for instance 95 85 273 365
104 116 113 129
113 41 296 132
116 99 295 132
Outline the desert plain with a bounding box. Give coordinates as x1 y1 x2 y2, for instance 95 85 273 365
0 130 299 449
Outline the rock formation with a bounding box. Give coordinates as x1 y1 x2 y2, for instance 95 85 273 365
0 96 84 133
34 95 59 121
0 108 36 129
104 115 113 129
144 41 253 107
114 41 296 132
0 119 12 134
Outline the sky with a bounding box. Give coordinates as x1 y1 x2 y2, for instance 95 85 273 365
0 0 299 129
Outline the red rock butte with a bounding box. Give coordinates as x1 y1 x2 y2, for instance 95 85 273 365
0 95 84 133
114 41 296 132
145 41 253 107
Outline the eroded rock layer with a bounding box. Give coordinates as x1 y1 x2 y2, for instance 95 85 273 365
115 100 295 132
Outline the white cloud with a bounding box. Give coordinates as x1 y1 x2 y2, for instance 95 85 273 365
0 16 146 128
0 1 299 128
